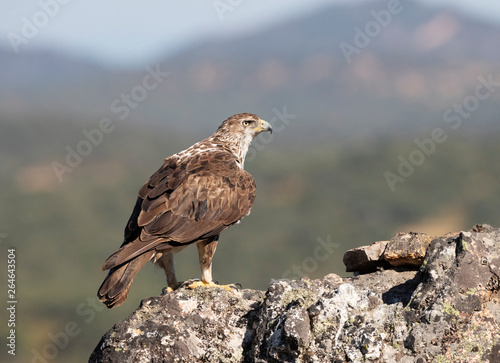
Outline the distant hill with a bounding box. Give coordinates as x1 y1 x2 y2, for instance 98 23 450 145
2 1 500 141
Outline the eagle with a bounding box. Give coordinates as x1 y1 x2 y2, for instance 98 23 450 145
98 113 272 308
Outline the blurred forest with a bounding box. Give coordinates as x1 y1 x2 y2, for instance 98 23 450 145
1 1 500 362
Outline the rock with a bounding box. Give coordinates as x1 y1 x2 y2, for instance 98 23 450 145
89 288 265 363
404 225 500 362
90 225 500 363
343 240 390 273
344 232 437 274
383 232 436 267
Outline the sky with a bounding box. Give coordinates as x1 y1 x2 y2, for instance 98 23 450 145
2 0 500 68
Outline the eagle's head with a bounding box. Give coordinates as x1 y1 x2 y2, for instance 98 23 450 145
213 113 273 167
217 113 272 137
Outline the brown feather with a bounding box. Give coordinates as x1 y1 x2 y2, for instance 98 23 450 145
98 113 269 307
98 250 154 308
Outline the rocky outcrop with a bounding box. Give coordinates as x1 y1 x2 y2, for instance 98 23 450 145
89 225 500 362
343 232 437 273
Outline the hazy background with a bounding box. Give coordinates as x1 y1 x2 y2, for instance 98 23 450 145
1 1 500 361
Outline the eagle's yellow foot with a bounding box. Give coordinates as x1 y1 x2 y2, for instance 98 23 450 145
162 282 182 294
187 280 240 292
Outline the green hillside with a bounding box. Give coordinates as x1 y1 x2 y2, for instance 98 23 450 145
1 118 499 362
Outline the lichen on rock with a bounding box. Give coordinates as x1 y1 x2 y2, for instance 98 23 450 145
90 225 500 362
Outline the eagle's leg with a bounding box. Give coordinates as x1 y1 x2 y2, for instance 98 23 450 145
156 250 179 292
198 238 217 284
188 238 238 292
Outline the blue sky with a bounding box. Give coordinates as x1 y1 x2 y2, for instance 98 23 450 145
2 0 500 68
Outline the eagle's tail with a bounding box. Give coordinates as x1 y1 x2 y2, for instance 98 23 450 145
97 250 154 308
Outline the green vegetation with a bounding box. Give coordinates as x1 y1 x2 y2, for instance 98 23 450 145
1 118 499 362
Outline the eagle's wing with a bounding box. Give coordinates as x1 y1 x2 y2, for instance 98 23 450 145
102 151 256 270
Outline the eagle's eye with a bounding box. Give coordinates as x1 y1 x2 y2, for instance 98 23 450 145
242 120 254 126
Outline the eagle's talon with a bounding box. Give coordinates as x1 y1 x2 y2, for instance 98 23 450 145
230 282 242 290
180 278 200 289
162 286 174 294
162 282 184 294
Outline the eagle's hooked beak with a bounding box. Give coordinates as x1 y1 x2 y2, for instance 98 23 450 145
258 119 273 134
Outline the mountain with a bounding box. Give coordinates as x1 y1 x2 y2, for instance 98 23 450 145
2 1 500 140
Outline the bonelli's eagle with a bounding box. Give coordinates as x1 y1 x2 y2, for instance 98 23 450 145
98 113 272 308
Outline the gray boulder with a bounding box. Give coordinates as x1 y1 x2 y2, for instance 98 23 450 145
90 225 500 362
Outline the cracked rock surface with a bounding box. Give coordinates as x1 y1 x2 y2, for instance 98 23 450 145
90 225 500 362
